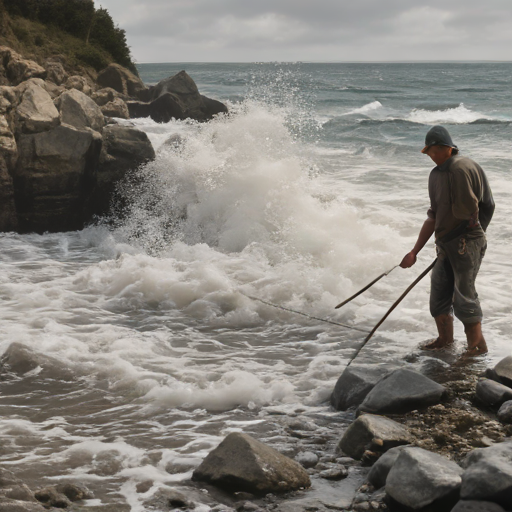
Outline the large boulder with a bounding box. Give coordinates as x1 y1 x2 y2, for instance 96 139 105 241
100 97 129 119
451 501 506 512
497 401 512 424
96 63 147 99
44 60 68 86
148 92 184 123
357 368 446 415
367 445 413 489
475 379 512 407
493 356 512 388
13 124 102 233
14 81 60 134
93 125 155 216
386 447 463 510
55 88 105 132
64 75 93 96
338 414 413 460
331 365 390 411
460 441 512 507
0 47 46 85
191 432 311 494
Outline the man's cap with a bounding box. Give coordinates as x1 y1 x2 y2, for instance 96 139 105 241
421 125 458 153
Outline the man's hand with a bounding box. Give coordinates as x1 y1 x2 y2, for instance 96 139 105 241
400 251 417 268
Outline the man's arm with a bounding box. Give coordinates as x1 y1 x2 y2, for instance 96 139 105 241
400 217 436 268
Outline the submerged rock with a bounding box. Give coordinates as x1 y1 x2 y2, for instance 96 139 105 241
338 413 413 460
386 447 463 510
357 368 446 415
192 432 311 494
295 451 318 468
460 441 512 507
331 365 390 411
475 379 512 407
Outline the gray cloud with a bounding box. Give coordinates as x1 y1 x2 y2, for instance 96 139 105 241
97 0 512 62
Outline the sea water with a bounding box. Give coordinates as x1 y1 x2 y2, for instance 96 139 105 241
1 62 511 508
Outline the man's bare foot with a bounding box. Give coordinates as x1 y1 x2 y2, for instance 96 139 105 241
422 338 455 351
461 340 488 358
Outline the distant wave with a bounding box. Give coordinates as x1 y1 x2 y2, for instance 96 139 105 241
345 101 383 115
406 103 492 125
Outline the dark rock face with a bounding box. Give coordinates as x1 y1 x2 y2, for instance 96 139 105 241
0 154 17 231
460 441 512 507
148 92 184 123
192 432 311 494
337 413 413 460
93 125 155 216
497 400 512 424
331 365 390 411
357 368 446 415
97 63 147 99
475 379 512 407
451 501 506 512
13 124 102 233
367 445 413 489
386 447 463 510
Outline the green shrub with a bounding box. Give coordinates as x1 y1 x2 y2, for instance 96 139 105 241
75 45 108 71
12 23 30 42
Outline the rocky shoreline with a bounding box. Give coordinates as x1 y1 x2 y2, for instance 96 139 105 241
0 45 228 234
1 341 511 511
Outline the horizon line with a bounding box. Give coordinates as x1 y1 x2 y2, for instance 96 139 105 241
135 59 512 65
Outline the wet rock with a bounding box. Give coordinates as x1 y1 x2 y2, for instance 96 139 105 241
148 92 185 123
143 488 195 510
386 447 463 510
331 365 390 411
101 97 129 119
64 75 93 96
0 343 74 380
367 445 413 489
295 451 318 468
475 379 512 407
45 61 68 86
0 469 22 488
55 483 93 501
126 100 150 119
319 466 348 480
451 501 506 512
0 141 17 231
34 487 72 508
135 481 153 493
494 355 512 388
357 368 446 415
94 125 155 215
460 441 512 507
235 502 262 512
0 484 36 502
97 63 147 99
338 413 413 460
55 89 105 132
497 400 512 424
192 432 311 494
14 80 60 134
0 500 46 512
14 123 102 233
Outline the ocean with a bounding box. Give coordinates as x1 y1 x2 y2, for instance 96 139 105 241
1 62 511 509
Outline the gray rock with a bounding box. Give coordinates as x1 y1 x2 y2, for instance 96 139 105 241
192 432 311 494
14 123 102 233
0 343 74 380
476 379 512 407
235 503 262 512
56 88 105 132
142 488 195 510
295 451 318 468
367 445 413 489
34 487 72 508
494 356 512 388
319 466 348 480
96 63 147 99
357 368 446 415
338 413 413 460
497 400 512 424
0 500 46 512
331 365 390 411
0 47 46 85
386 447 463 509
14 81 60 134
461 441 512 507
101 97 129 119
55 483 93 501
451 501 506 512
45 60 67 86
0 484 36 502
64 75 93 96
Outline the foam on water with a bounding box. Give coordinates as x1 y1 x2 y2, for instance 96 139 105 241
406 103 492 124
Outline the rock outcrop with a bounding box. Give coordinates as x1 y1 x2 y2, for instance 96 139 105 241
192 432 311 495
97 63 147 100
55 88 105 132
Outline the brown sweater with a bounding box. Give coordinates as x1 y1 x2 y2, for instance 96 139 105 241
427 155 495 241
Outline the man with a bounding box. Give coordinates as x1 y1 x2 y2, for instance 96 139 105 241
400 126 495 356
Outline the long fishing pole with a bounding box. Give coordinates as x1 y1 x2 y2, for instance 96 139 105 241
346 258 437 367
334 265 399 309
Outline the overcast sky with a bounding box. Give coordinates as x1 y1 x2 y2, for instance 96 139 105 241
97 0 512 63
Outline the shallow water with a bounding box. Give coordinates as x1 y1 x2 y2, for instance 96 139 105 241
1 62 511 509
